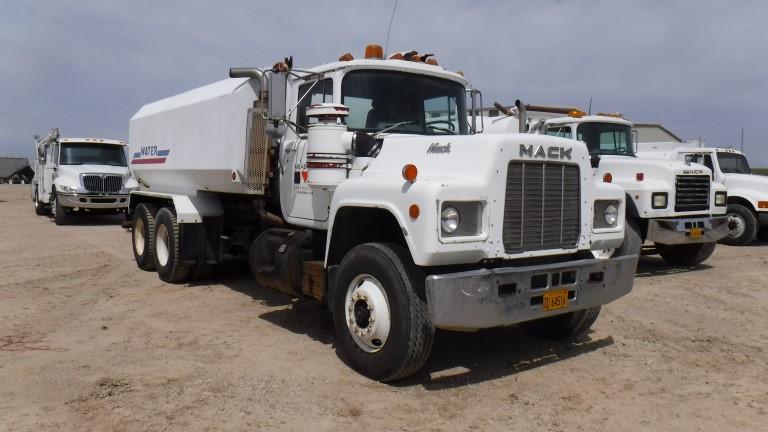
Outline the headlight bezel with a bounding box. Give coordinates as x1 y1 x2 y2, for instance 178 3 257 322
714 191 727 207
593 199 621 230
651 192 668 209
438 201 484 240
440 206 460 234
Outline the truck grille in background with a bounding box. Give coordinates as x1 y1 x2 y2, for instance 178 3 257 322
675 175 710 212
82 174 122 193
503 162 580 254
245 108 270 194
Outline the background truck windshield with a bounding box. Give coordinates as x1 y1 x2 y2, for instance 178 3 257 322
342 70 468 135
717 152 751 174
60 144 127 166
575 122 634 156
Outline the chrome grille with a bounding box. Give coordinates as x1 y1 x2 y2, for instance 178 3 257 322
675 175 709 212
82 174 122 193
245 108 269 193
503 162 580 253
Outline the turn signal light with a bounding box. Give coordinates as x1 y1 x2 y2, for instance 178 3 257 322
364 44 384 59
636 172 644 181
409 204 420 219
603 173 613 183
402 164 418 182
759 201 768 209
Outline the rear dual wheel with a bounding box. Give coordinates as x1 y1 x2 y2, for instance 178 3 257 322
131 205 193 282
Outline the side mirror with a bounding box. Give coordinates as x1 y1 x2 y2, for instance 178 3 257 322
467 89 483 134
268 72 287 120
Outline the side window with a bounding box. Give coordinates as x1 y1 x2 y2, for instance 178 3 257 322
599 131 628 153
702 155 714 171
296 79 333 131
45 144 53 165
546 126 572 138
53 143 59 164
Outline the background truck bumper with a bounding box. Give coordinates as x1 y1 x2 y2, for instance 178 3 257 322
758 212 768 226
424 255 638 331
59 193 129 210
646 216 728 245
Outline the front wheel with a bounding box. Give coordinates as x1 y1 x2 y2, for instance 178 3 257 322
52 194 68 225
521 306 601 339
332 243 434 382
656 242 716 266
720 204 757 246
33 191 47 215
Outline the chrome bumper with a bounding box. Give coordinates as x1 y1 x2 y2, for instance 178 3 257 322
58 193 129 209
646 216 728 245
424 255 638 331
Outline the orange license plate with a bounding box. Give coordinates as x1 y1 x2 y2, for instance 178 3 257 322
690 227 702 239
543 289 569 311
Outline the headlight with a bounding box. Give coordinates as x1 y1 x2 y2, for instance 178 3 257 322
714 191 727 206
57 184 79 193
441 206 460 234
652 192 668 209
604 203 618 226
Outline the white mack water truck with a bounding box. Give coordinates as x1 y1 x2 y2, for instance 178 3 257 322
637 144 768 245
32 128 138 225
484 102 728 266
127 45 637 381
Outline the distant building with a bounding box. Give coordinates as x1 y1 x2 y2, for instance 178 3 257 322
633 123 683 143
0 157 32 184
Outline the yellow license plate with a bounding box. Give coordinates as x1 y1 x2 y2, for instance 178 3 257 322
543 289 569 311
690 227 702 239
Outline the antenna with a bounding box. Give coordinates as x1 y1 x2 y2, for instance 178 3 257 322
384 0 399 55
587 97 592 115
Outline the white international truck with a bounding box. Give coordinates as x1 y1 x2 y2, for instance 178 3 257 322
484 102 728 266
127 46 637 381
637 144 768 245
32 129 138 225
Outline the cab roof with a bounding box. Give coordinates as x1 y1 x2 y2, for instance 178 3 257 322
299 58 469 87
545 115 633 127
60 137 126 146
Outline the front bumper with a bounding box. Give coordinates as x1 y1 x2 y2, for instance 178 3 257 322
646 216 728 245
425 255 638 331
58 193 129 209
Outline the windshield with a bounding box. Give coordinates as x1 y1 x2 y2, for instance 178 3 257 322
60 144 127 166
342 70 468 135
717 152 751 174
576 122 634 156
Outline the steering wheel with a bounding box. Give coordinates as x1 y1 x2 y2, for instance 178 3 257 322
425 120 456 131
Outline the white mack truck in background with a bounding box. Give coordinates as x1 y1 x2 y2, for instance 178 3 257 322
484 102 729 266
637 144 768 245
32 128 139 225
127 45 637 381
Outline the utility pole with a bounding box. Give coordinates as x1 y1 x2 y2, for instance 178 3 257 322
740 128 744 152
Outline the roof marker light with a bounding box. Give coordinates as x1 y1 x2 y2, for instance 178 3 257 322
364 44 384 59
338 53 354 61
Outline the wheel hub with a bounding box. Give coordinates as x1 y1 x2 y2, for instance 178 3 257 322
728 213 745 238
155 224 170 266
344 275 391 353
134 218 146 256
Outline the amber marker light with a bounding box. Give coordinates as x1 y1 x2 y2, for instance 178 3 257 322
603 173 613 183
364 44 384 59
409 204 420 219
759 201 768 209
402 164 418 182
636 172 644 181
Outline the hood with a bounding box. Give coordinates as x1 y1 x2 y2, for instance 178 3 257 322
596 155 711 188
57 164 131 176
725 173 768 192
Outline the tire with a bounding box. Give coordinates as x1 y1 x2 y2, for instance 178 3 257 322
52 194 68 225
593 217 643 261
331 243 434 382
656 242 716 266
33 190 47 215
153 207 190 283
521 306 601 339
720 204 758 246
132 203 157 271
189 261 213 281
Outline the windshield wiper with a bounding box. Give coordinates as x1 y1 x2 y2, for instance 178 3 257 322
426 125 456 135
373 121 416 136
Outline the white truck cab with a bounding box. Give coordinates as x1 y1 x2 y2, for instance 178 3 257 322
127 46 637 381
638 144 768 245
484 102 728 266
32 129 139 225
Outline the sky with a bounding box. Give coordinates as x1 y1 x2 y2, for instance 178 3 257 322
2 0 767 165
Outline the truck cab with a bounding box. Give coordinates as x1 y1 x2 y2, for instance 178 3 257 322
32 129 138 225
638 144 768 245
485 104 728 266
127 46 637 381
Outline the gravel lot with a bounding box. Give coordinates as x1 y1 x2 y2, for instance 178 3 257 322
1 184 767 431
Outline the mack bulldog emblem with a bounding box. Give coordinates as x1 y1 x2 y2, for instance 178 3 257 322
427 142 451 154
519 144 572 160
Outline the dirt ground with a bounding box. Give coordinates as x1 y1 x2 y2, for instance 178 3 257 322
1 184 767 432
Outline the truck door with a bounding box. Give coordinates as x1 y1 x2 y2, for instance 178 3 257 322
41 142 56 201
280 78 334 222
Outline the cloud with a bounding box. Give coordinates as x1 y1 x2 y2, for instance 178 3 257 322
1 0 767 164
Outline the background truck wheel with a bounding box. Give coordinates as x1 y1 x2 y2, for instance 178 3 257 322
33 190 47 215
189 261 213 281
52 194 68 225
132 203 157 271
593 218 643 261
153 207 190 283
720 204 757 246
656 242 716 266
332 243 434 382
521 306 601 339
